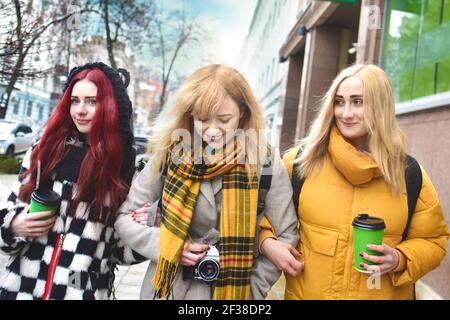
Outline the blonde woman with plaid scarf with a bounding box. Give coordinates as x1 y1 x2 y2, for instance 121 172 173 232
114 64 300 300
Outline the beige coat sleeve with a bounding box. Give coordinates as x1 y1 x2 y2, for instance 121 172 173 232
250 149 299 299
114 158 163 261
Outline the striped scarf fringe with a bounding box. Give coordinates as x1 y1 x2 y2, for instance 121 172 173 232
152 256 178 298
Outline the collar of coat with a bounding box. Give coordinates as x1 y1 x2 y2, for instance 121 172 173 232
328 126 382 186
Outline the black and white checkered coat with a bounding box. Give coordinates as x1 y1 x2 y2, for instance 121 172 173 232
0 138 146 300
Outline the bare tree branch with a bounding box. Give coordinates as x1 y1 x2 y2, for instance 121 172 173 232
147 8 211 110
0 0 98 117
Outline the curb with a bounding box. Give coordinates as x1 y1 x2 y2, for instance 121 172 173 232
416 280 443 300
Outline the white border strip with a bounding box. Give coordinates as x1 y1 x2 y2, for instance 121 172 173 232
396 91 450 115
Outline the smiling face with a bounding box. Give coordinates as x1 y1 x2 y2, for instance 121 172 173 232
192 96 243 149
70 79 98 136
333 76 368 150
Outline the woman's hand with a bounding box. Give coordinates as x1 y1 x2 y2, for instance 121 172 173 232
132 203 163 226
131 203 150 225
260 238 304 277
10 206 57 238
179 240 210 266
359 243 400 275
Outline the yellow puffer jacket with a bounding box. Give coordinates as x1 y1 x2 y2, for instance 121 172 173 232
261 127 449 300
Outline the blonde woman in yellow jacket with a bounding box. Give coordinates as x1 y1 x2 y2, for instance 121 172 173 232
259 64 449 300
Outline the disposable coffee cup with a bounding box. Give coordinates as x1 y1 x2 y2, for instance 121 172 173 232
352 214 386 273
29 189 61 220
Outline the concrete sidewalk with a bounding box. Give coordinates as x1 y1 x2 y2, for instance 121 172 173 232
0 174 17 201
113 262 150 300
0 174 17 188
112 262 286 300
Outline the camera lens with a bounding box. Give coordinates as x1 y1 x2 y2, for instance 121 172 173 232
198 259 220 281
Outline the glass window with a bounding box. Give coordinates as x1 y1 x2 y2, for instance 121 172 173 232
381 0 450 103
27 101 33 117
438 1 450 93
23 126 32 134
267 114 274 129
38 104 43 120
13 100 19 114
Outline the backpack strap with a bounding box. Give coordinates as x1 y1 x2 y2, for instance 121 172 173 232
403 154 423 241
254 150 274 258
157 164 168 212
291 147 305 215
257 157 273 216
161 163 168 177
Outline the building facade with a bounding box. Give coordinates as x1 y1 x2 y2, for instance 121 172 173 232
1 80 54 130
237 0 300 148
0 0 69 129
277 0 450 298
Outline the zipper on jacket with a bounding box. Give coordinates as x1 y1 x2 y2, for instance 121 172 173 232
42 233 65 300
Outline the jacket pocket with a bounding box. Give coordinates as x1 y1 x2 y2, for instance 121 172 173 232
301 221 339 256
288 221 340 299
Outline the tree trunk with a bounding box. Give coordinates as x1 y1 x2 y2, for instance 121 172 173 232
104 0 117 69
158 76 170 111
0 53 25 119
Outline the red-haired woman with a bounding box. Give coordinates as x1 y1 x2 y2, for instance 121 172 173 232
0 62 146 300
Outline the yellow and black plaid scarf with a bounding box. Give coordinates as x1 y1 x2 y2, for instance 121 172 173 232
152 142 259 299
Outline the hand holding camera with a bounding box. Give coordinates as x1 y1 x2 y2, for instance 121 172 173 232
180 240 210 266
181 239 220 282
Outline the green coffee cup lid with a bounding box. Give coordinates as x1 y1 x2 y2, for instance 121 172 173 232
352 214 385 231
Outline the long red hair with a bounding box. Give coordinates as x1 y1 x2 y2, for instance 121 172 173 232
20 68 129 224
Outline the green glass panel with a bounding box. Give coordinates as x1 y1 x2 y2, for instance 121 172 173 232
413 0 441 99
329 0 357 4
382 0 421 102
382 0 450 102
437 0 450 93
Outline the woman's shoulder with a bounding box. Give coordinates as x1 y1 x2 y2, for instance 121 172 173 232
281 145 301 174
415 165 441 210
131 153 163 186
283 145 301 161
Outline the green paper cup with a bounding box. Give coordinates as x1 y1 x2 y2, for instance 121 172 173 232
29 189 61 220
352 214 385 273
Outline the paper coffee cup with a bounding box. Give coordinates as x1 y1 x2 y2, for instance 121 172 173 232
29 189 61 220
352 214 386 273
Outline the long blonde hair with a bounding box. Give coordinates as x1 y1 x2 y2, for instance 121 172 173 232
295 64 406 193
148 64 269 180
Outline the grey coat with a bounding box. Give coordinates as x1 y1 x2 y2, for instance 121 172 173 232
114 149 299 300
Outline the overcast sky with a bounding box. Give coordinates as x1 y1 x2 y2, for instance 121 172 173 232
140 0 258 77
181 0 258 65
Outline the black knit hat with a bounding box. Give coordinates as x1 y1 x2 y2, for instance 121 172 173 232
63 62 136 184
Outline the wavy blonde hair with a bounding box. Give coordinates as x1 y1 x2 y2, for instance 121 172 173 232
295 64 406 193
148 64 269 180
